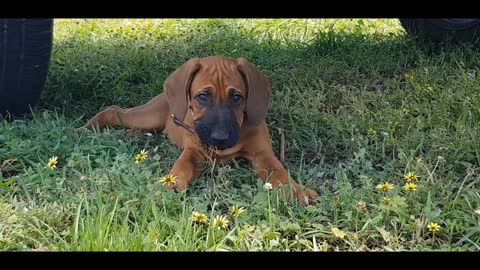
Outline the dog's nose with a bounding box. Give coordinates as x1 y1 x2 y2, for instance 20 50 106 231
210 130 229 145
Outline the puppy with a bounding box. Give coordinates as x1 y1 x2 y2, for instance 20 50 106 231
79 56 319 204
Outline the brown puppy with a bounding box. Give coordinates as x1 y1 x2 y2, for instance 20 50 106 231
79 56 319 204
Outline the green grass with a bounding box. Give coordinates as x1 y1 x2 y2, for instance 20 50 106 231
1 19 480 251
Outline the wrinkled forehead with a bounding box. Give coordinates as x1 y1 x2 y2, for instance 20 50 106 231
190 60 247 94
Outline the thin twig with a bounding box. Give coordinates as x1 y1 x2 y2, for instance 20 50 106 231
171 114 195 133
278 128 286 167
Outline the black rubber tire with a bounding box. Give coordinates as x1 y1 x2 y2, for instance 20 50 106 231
0 19 53 118
400 18 480 43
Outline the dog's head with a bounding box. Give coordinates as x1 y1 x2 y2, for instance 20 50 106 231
164 56 271 150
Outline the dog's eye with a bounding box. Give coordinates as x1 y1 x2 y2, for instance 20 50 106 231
232 94 243 105
196 93 209 105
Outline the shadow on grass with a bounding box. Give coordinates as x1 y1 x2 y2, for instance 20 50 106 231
40 20 426 115
38 19 480 166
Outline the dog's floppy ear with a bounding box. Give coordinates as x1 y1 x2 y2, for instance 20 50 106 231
237 58 271 127
164 58 201 121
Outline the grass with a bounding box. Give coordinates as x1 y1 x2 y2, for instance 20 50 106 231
1 19 480 251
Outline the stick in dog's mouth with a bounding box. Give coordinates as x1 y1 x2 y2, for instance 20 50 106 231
171 114 195 134
171 114 222 154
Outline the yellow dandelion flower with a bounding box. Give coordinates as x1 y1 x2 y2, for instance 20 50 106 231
244 224 256 233
322 179 330 187
47 156 58 169
230 205 246 217
404 182 417 191
135 150 148 164
160 174 177 186
427 222 441 232
376 182 394 191
192 211 209 224
212 215 229 230
331 227 346 239
404 172 419 182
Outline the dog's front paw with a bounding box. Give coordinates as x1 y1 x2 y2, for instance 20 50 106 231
162 177 188 193
305 188 319 200
173 179 188 192
296 188 319 206
305 188 319 205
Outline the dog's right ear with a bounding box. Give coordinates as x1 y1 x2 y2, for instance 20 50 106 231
164 58 201 121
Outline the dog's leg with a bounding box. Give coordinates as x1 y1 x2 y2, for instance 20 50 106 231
79 94 169 132
242 124 319 205
166 149 206 191
249 152 319 205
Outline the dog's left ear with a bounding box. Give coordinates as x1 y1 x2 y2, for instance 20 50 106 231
164 58 201 121
237 58 271 127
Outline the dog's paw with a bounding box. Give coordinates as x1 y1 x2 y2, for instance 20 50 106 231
164 179 188 193
173 180 188 192
305 188 319 205
295 188 319 206
305 188 319 200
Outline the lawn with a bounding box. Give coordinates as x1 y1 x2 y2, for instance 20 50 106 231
1 19 479 251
